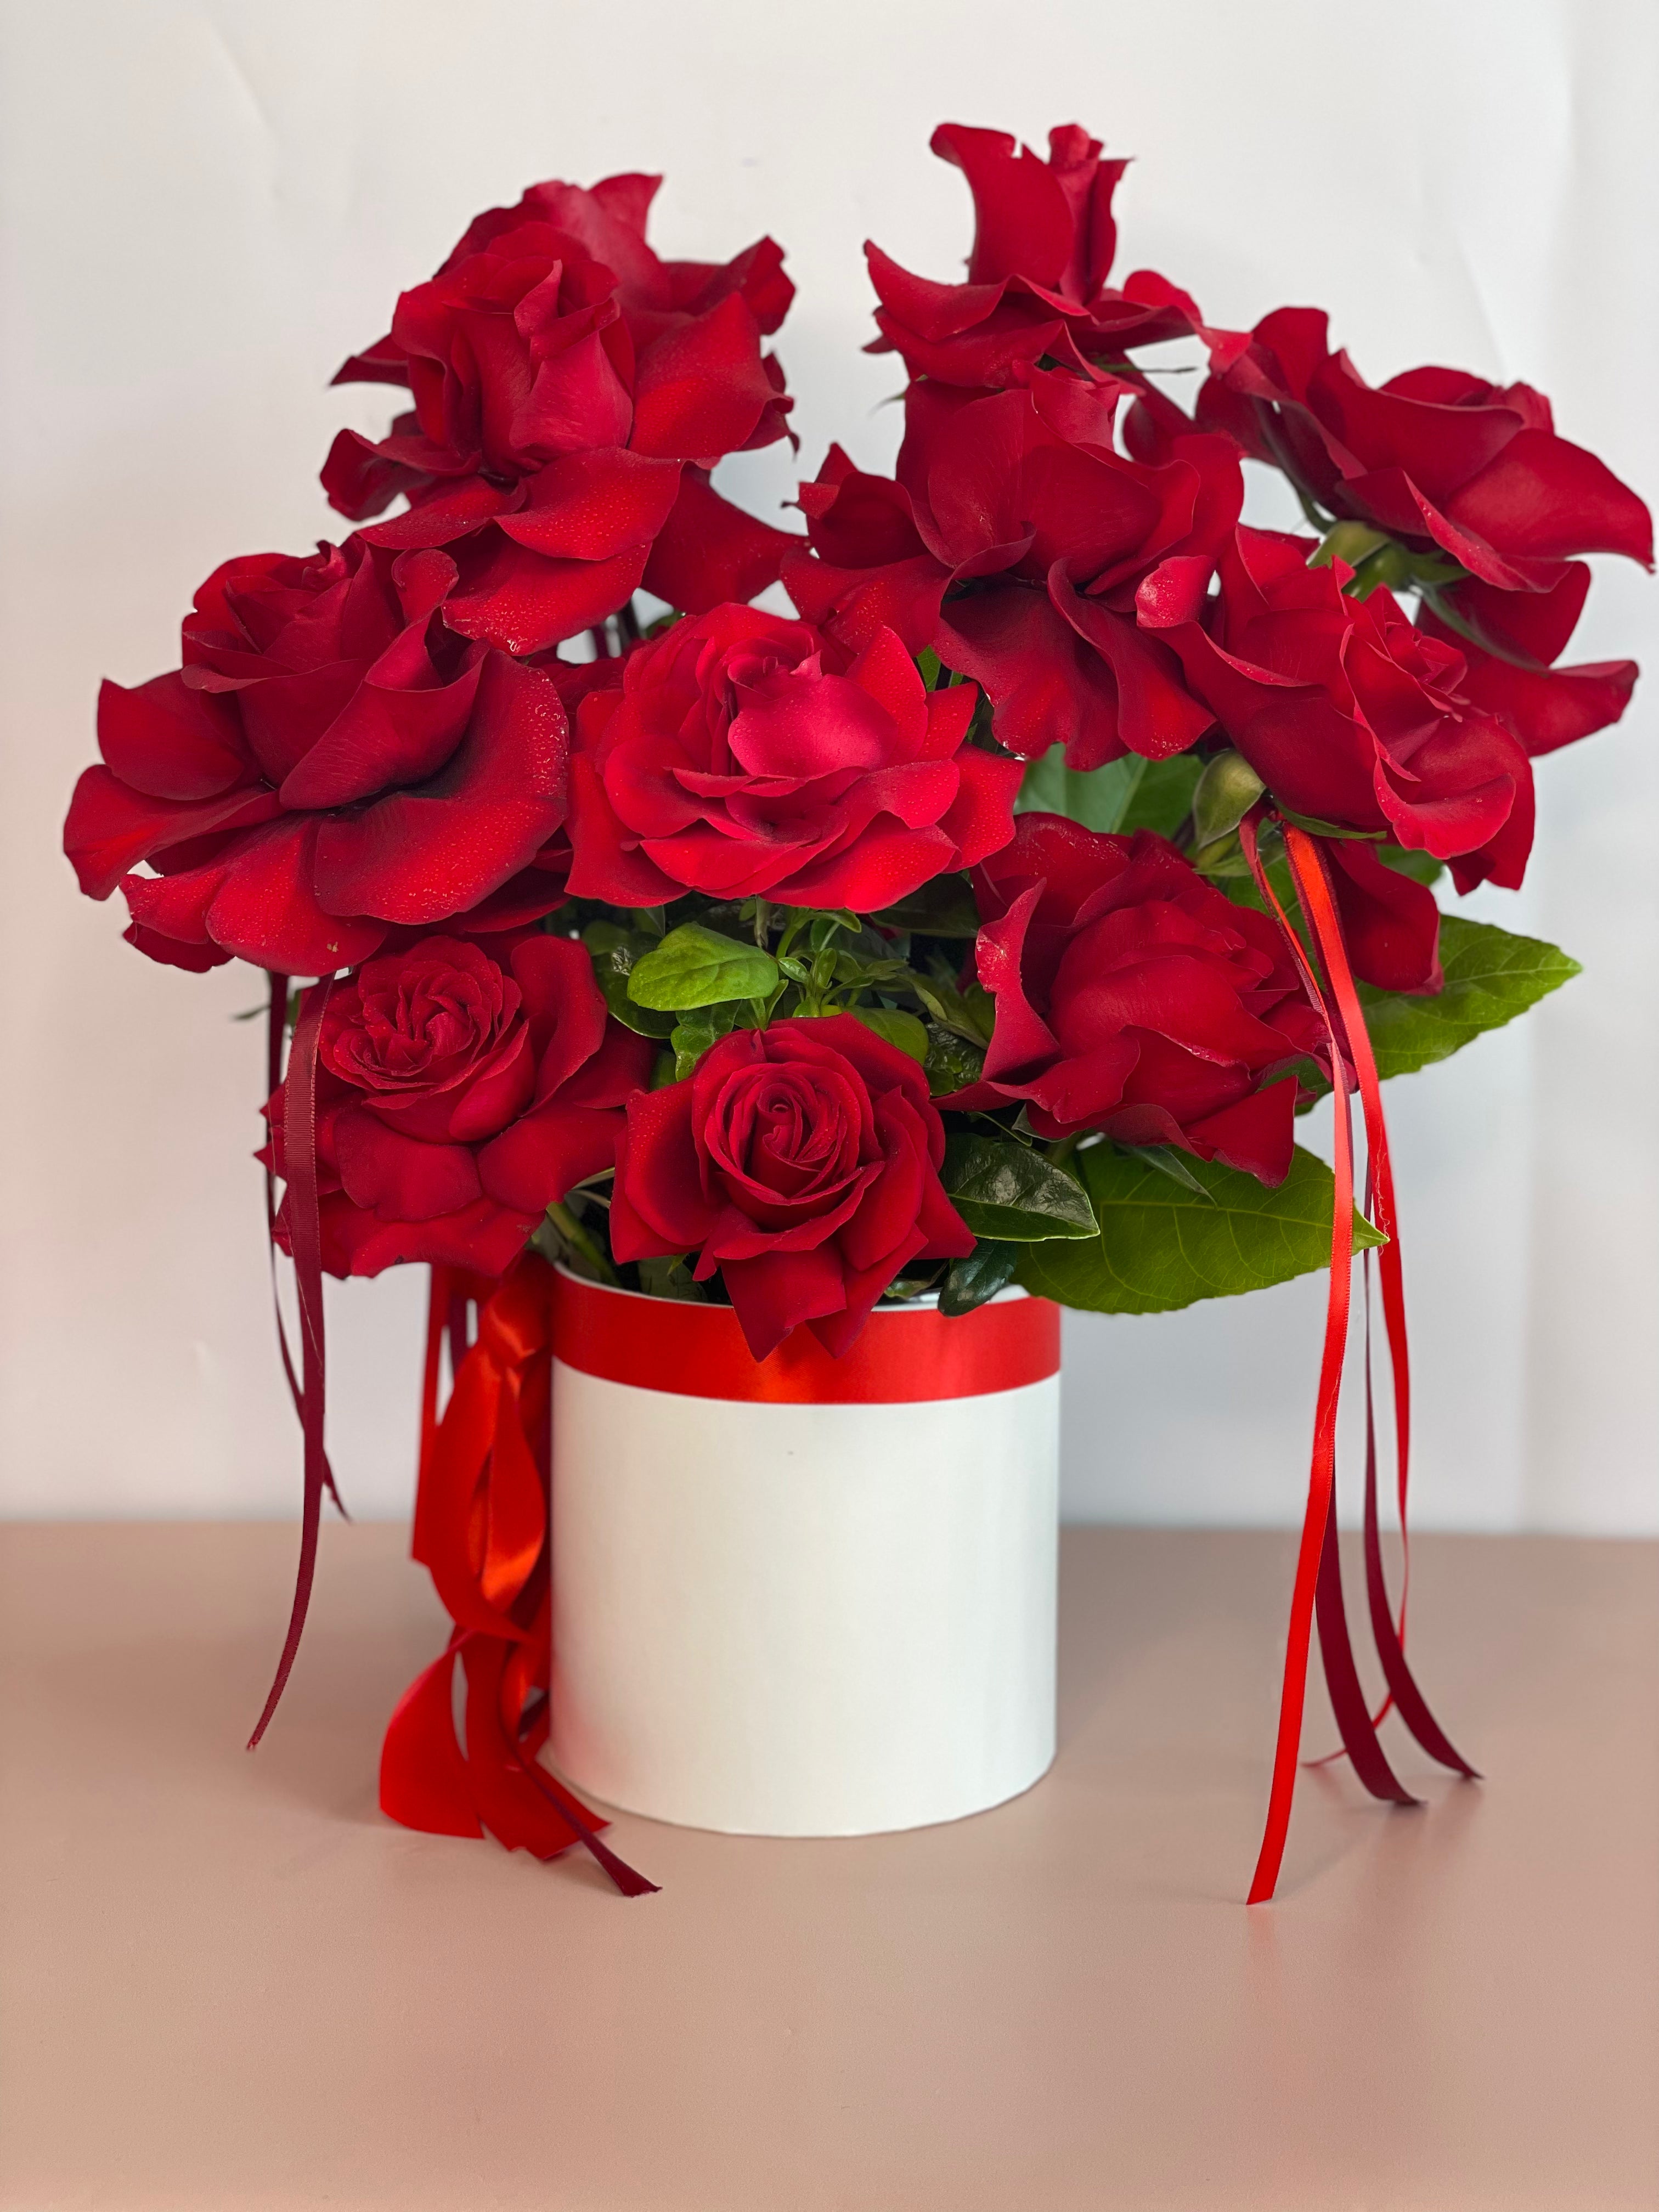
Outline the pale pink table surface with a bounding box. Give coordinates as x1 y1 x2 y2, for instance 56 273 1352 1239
2 1521 1654 2211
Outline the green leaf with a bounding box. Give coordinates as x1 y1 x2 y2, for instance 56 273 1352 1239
1016 1142 1384 1314
942 1133 1099 1242
583 921 675 1037
849 1007 930 1062
923 1022 986 1096
636 1254 707 1302
1118 754 1205 839
912 966 996 1043
1358 915 1581 1080
627 923 781 1011
669 1000 739 1079
939 1240 1019 1316
1017 747 1207 840
873 875 982 938
1377 843 1446 888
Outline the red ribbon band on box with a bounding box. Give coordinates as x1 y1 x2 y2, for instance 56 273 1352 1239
551 1271 1061 1403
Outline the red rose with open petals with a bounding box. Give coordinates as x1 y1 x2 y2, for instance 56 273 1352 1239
866 123 1198 390
63 538 569 975
564 603 1022 911
610 1014 973 1359
322 170 799 652
1198 309 1653 591
1184 309 1651 755
268 934 654 1278
786 369 1240 766
943 816 1327 1183
1150 528 1536 910
1413 566 1640 760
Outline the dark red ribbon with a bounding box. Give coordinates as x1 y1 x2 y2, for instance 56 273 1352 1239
380 1256 658 1898
262 975 342 1514
1240 812 1474 1902
247 972 335 1749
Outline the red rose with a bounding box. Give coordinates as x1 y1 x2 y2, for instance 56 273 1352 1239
564 603 1022 910
1184 309 1651 754
943 816 1327 1184
786 370 1240 765
63 538 569 974
1413 567 1640 759
322 171 799 653
866 123 1198 390
1151 528 1536 915
268 934 654 1278
610 1013 973 1358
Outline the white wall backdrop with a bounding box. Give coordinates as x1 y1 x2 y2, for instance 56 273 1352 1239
3 0 1654 1532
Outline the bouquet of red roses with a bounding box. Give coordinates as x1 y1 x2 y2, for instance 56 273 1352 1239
64 123 1649 1900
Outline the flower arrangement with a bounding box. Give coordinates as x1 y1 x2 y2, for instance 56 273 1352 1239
64 122 1649 1900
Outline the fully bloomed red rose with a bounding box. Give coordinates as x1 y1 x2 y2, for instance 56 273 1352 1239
1151 528 1536 928
942 815 1327 1183
1186 308 1651 754
268 934 654 1278
786 369 1240 765
323 171 799 653
63 538 569 974
610 1013 973 1358
565 604 1022 910
866 123 1198 390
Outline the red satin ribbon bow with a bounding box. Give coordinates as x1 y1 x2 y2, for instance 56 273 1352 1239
379 1255 658 1896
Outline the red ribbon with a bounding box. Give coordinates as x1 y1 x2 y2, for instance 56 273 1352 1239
380 1255 658 1897
247 972 334 1749
261 975 342 1514
1240 812 1474 1903
552 1270 1060 1402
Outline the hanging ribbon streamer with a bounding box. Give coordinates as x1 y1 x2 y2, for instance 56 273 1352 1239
247 972 335 1749
1284 835 1478 1785
380 1255 658 1898
262 975 342 1514
1239 811 1475 1901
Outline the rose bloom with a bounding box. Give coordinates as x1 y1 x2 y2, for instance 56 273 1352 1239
1182 308 1651 755
1414 566 1640 759
1152 528 1536 914
63 538 569 974
866 122 1197 390
610 1013 973 1359
323 170 799 653
564 604 1023 911
942 815 1328 1184
785 369 1241 766
267 934 653 1278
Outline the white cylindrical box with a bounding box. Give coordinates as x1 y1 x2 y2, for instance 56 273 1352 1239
545 1277 1060 1837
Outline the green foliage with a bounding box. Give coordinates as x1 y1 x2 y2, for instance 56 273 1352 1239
1359 915 1581 1080
941 1133 1099 1242
849 1007 930 1062
1190 751 1265 849
668 1001 739 1078
1016 1142 1383 1315
873 875 982 938
1377 844 1446 887
923 1023 986 1096
636 1255 707 1301
583 920 676 1036
1017 747 1205 839
627 922 781 1011
910 965 996 1044
940 1240 1019 1316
